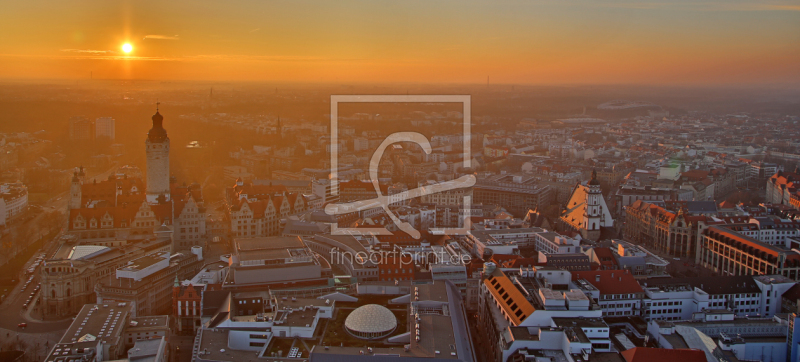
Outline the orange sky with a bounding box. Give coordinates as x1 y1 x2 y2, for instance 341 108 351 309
1 0 799 85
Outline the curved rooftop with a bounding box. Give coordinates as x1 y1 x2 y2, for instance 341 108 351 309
344 304 397 337
148 111 168 143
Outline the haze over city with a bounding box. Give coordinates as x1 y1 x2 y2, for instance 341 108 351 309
0 2 800 362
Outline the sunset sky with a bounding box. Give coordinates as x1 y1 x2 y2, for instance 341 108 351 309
1 0 799 85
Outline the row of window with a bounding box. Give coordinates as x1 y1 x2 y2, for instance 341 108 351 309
602 310 633 316
601 294 640 300
647 309 681 315
382 268 411 274
606 303 634 309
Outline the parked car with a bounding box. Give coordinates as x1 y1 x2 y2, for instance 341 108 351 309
17 323 26 328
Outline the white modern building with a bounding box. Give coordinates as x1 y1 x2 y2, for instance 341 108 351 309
0 182 27 225
533 231 581 255
467 228 544 257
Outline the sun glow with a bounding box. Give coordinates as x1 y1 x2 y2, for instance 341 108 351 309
122 43 133 53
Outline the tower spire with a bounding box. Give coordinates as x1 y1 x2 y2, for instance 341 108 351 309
146 104 170 204
588 169 600 186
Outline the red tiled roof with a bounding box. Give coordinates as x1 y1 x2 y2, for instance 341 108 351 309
621 348 706 362
466 259 484 276
484 270 535 325
490 254 521 265
339 180 389 193
770 172 800 193
229 182 290 201
592 247 618 267
716 216 749 223
681 169 710 181
502 258 542 268
571 270 643 295
69 203 139 229
80 176 145 206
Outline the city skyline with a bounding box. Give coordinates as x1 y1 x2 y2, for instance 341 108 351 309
2 2 800 362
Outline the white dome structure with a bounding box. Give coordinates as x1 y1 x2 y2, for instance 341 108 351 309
344 304 397 339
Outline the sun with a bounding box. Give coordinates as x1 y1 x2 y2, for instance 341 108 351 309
122 43 133 53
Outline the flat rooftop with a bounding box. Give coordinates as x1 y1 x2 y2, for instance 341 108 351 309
235 236 312 262
470 228 543 236
409 314 460 359
61 303 132 344
552 317 607 329
236 236 305 251
197 329 265 362
414 282 449 303
117 252 168 272
314 234 369 253
46 303 133 362
129 315 169 330
128 337 164 361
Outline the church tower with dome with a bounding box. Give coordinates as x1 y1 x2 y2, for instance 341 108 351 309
146 104 171 204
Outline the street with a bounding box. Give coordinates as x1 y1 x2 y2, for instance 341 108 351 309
0 244 72 334
0 164 121 344
171 335 196 362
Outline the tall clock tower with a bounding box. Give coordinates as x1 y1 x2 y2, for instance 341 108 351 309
146 106 170 204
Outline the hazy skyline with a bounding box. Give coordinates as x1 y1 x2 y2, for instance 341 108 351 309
1 0 799 85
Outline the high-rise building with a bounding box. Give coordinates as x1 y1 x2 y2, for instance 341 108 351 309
95 116 116 141
69 115 94 141
146 108 170 204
